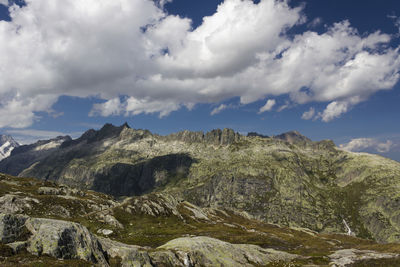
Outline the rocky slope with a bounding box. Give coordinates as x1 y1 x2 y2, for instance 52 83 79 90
1 172 400 266
0 135 19 161
1 123 400 244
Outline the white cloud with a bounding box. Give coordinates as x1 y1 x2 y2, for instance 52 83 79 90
211 104 227 115
308 17 322 28
319 101 349 122
388 14 400 35
377 140 394 153
301 107 315 120
277 102 290 112
0 0 8 6
156 0 172 8
258 99 276 113
339 138 394 153
90 97 181 118
0 0 399 128
89 98 125 117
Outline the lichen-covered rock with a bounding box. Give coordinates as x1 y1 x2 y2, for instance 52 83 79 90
99 237 152 267
158 236 299 266
0 213 29 243
149 250 186 266
25 218 108 265
329 249 399 266
123 193 184 220
0 194 39 214
38 186 65 195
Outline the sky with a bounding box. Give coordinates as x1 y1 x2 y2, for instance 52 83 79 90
0 0 400 161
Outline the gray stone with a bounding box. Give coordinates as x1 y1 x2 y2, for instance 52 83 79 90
0 213 29 243
25 217 108 266
0 194 39 214
99 237 152 267
329 249 399 267
158 236 299 266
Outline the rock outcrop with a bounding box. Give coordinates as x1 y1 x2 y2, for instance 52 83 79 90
158 236 300 266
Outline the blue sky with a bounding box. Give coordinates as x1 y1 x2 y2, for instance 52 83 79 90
0 0 400 161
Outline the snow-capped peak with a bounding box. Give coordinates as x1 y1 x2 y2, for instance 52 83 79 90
0 135 19 160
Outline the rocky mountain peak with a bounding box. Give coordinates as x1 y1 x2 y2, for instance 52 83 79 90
62 123 131 148
274 130 312 144
0 135 19 147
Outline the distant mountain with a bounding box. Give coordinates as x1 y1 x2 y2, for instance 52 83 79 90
0 135 71 176
1 123 400 244
0 135 19 160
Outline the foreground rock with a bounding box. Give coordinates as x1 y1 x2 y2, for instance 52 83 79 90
329 249 399 266
25 218 108 265
0 213 108 265
157 236 299 266
0 213 302 266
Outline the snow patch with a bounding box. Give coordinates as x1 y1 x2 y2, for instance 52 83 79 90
33 140 63 151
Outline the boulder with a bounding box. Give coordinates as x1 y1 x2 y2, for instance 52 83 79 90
0 194 39 214
99 237 152 267
329 249 399 266
25 217 108 265
158 236 299 266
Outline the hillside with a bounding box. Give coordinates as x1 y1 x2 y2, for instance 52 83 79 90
1 123 400 244
1 172 400 266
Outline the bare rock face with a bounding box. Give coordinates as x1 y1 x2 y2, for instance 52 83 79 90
167 128 240 145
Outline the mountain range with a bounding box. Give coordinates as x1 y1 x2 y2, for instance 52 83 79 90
1 123 400 244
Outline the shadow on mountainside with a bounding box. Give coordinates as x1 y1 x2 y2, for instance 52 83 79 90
92 153 196 197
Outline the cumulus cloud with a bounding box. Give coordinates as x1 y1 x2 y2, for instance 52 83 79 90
0 0 399 128
301 107 315 120
90 96 181 118
258 99 276 113
319 101 349 122
339 138 394 153
0 0 8 6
